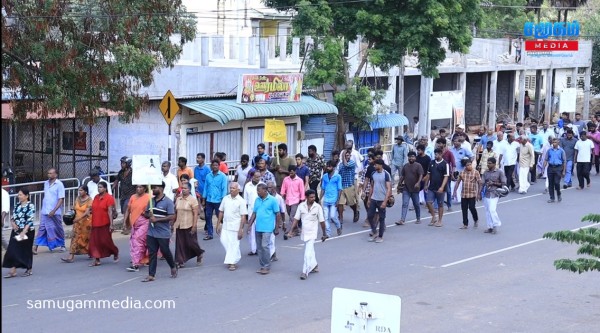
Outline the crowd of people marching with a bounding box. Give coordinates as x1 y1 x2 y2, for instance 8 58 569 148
2 112 599 281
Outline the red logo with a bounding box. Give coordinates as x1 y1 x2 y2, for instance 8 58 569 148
525 40 578 51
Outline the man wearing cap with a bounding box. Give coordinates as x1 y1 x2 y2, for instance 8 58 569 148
391 136 409 187
452 124 470 144
87 169 112 199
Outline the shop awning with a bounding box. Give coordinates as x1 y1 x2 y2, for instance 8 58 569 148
369 113 409 130
179 95 338 125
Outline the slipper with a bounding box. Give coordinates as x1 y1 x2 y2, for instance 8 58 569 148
4 272 17 278
88 262 101 267
21 271 32 277
61 258 74 263
395 221 405 226
113 255 119 263
170 267 178 278
141 276 155 283
203 236 213 240
459 225 468 229
228 264 237 271
353 211 360 223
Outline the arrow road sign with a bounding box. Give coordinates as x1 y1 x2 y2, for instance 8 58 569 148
159 90 180 125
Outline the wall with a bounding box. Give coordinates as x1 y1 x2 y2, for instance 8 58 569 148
108 102 174 172
466 72 484 125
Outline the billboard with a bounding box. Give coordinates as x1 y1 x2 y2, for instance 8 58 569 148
237 73 303 104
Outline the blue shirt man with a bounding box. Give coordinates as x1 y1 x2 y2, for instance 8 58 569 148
546 146 566 166
338 152 356 189
249 183 282 274
194 153 211 199
528 127 544 153
202 161 229 239
449 140 473 172
321 170 342 204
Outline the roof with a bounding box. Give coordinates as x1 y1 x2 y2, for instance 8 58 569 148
1 102 120 120
179 95 338 125
369 113 409 130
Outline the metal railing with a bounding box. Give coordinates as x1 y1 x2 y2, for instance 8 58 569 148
2 178 81 225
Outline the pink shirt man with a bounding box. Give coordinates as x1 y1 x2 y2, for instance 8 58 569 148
280 175 306 206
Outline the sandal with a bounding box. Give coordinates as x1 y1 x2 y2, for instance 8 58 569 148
203 235 213 240
141 276 155 283
459 225 468 229
395 221 405 226
4 272 17 278
88 261 101 267
228 264 237 271
21 270 32 277
197 255 203 265
170 267 178 278
61 258 75 263
113 255 119 263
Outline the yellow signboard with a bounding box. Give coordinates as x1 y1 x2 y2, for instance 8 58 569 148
159 90 180 125
264 119 287 143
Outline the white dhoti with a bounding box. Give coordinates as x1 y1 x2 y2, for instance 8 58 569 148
303 239 317 276
269 233 276 257
247 223 256 253
518 167 530 193
483 197 501 229
220 229 241 265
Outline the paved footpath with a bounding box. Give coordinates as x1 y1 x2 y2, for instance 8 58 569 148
2 179 599 333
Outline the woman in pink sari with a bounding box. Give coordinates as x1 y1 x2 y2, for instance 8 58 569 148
124 185 151 272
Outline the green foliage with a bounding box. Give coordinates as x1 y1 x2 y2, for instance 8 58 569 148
542 214 600 274
2 0 197 122
477 0 534 38
569 0 600 93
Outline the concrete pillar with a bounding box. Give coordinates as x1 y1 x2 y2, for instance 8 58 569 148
248 36 256 65
201 36 209 66
229 35 237 59
397 58 405 135
260 38 268 68
518 70 525 123
192 37 201 63
291 37 300 64
545 68 553 123
535 70 542 121
268 36 276 59
279 36 287 61
239 36 247 61
212 36 225 59
459 71 467 119
583 66 591 120
488 71 498 131
418 77 434 137
508 72 515 121
570 67 578 88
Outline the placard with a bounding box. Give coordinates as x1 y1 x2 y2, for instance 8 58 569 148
263 119 287 142
331 288 401 333
132 155 162 185
429 91 453 120
559 88 577 113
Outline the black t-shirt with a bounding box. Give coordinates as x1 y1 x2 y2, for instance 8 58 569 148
416 155 431 177
427 159 450 191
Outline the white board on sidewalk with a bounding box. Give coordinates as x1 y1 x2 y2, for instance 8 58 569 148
331 287 401 333
132 155 162 185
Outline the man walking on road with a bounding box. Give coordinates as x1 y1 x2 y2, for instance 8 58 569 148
320 161 342 239
498 134 519 192
244 172 262 256
518 136 535 194
543 138 566 203
482 158 506 234
33 168 66 253
202 160 229 240
396 152 423 225
453 160 481 229
560 129 577 189
306 145 325 203
280 165 305 237
338 150 359 223
367 160 392 243
216 183 247 271
425 148 450 227
247 183 281 275
391 136 409 184
287 190 326 280
574 131 594 189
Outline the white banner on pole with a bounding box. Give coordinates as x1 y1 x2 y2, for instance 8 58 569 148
429 91 454 120
132 155 163 185
559 88 577 113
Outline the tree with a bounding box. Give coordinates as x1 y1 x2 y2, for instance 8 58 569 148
569 0 600 94
542 214 600 274
2 1 196 121
478 0 533 38
264 0 481 148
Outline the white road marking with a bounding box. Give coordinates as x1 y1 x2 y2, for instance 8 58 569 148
441 223 598 268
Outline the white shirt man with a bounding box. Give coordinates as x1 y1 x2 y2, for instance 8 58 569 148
290 190 325 280
162 171 179 202
87 175 112 199
243 173 263 255
217 183 248 270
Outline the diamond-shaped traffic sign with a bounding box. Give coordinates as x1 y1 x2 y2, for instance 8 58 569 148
159 90 180 125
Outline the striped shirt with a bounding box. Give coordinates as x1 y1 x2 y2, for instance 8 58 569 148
458 169 481 198
338 160 356 188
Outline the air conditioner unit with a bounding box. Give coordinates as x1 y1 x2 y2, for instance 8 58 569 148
297 130 305 140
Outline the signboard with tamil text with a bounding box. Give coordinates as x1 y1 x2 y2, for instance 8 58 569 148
523 21 580 52
237 73 303 104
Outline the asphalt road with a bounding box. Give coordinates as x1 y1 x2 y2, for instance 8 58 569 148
2 179 599 333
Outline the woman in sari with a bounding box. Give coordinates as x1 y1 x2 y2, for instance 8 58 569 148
174 183 204 268
125 185 151 272
61 185 92 263
3 189 35 278
88 182 119 267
